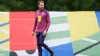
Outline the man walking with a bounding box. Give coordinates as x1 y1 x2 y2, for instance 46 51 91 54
32 0 54 56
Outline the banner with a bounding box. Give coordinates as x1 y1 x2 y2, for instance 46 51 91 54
0 11 100 56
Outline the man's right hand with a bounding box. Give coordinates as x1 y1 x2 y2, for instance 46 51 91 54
32 32 35 36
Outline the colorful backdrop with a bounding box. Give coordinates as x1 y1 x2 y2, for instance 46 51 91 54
0 11 100 56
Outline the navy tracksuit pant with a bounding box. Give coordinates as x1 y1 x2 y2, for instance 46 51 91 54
36 32 52 56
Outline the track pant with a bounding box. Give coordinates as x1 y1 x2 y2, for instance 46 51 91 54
36 32 52 56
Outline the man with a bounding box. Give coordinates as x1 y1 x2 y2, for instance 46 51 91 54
32 0 54 56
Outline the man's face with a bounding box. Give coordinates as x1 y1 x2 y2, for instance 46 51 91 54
38 2 44 10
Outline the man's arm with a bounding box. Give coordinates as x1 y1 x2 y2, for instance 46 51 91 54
33 12 37 32
45 11 50 32
33 18 37 32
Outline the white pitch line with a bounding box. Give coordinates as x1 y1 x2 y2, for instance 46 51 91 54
0 45 10 51
0 28 9 34
82 38 98 43
0 12 9 16
75 54 88 56
15 49 38 56
44 37 71 47
49 12 67 17
48 23 69 33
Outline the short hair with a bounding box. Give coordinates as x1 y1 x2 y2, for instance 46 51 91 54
38 0 44 5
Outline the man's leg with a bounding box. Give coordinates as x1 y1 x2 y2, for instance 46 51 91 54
37 43 42 56
40 33 54 56
36 32 42 56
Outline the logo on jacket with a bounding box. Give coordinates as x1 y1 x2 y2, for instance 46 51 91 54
38 16 41 22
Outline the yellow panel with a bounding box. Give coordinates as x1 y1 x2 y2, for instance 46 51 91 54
0 13 9 24
0 24 9 41
0 12 9 51
0 31 9 41
67 11 99 41
0 41 9 50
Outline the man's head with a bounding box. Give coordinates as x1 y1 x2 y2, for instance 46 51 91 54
38 0 44 10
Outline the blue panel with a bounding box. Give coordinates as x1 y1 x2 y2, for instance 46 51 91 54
42 43 74 56
95 11 100 28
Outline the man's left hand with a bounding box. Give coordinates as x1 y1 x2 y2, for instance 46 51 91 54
43 30 47 36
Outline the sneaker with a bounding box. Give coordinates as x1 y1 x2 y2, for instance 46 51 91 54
51 51 54 56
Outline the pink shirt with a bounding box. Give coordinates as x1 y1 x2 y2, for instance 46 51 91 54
33 9 50 32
